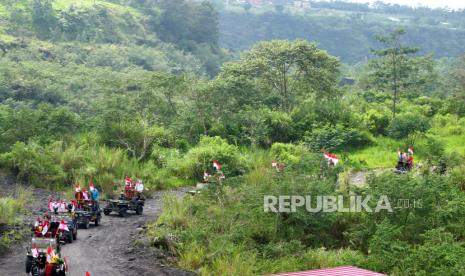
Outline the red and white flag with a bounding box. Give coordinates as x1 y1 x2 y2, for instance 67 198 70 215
48 196 53 211
59 219 69 232
89 182 95 191
46 244 55 263
41 221 49 236
75 184 81 192
32 244 40 258
324 152 339 165
408 146 414 155
213 160 221 170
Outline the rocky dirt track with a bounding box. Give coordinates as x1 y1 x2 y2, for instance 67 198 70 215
0 175 194 276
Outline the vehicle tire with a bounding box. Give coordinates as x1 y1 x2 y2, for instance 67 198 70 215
94 217 100 226
25 256 32 273
67 232 73 243
136 205 143 215
84 219 90 229
103 209 111 216
72 231 77 240
31 265 39 276
118 207 128 217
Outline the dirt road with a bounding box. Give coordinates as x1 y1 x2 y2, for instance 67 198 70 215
0 175 193 276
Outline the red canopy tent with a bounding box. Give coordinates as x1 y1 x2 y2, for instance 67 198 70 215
267 266 386 276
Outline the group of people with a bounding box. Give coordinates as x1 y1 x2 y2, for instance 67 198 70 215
123 176 144 199
396 145 414 171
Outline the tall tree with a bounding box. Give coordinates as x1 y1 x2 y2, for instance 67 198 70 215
368 28 422 118
32 0 56 39
220 40 340 112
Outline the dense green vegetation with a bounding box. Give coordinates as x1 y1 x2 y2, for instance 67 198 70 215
0 184 32 252
149 147 465 275
0 0 464 274
218 1 465 63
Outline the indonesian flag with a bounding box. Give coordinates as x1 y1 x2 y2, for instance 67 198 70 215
324 152 339 165
213 160 221 170
34 217 40 228
41 221 49 236
46 244 55 263
75 184 81 193
89 182 95 191
32 244 40 258
59 219 69 232
408 146 414 155
48 196 53 211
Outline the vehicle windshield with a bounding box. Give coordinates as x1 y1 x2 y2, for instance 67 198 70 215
31 238 58 251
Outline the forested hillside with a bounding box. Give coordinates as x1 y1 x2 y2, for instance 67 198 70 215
218 1 465 63
0 1 464 275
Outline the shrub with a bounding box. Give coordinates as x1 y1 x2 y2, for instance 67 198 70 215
363 109 390 135
167 136 245 180
269 143 306 165
387 112 430 139
3 142 66 188
304 124 372 151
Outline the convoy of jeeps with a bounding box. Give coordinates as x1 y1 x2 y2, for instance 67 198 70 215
25 178 144 276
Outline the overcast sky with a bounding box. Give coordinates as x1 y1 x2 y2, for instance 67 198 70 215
344 0 465 10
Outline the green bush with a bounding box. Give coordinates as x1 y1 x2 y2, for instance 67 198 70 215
167 136 245 180
363 109 390 135
387 112 431 139
304 124 372 151
269 143 306 164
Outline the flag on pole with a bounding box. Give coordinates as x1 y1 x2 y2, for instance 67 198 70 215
32 244 39 258
59 219 69 232
46 244 55 263
213 160 221 170
324 152 339 166
41 221 49 236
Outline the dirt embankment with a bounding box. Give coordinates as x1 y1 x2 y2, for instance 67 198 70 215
0 175 194 276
